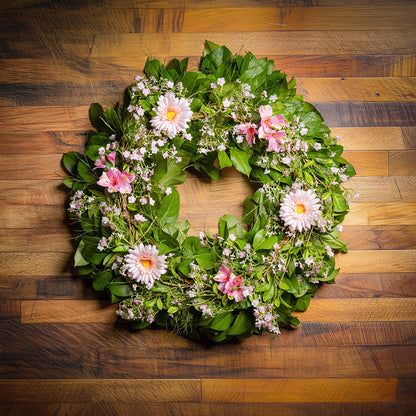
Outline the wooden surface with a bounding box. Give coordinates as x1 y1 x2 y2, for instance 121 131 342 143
1 1 416 415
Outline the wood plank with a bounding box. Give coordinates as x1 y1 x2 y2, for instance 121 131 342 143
336 250 416 273
341 226 416 250
2 7 415 35
3 0 414 9
0 229 73 252
0 155 66 179
0 206 67 228
201 378 397 403
0 402 414 416
331 127 415 151
0 300 20 323
298 77 416 102
296 298 416 322
1 344 415 379
0 253 73 276
316 273 416 298
91 32 416 58
21 300 117 323
0 275 103 300
397 378 416 403
0 180 66 205
200 403 416 416
0 106 90 132
365 203 416 225
314 102 416 127
0 131 85 156
389 150 416 176
19 298 416 323
2 321 415 350
342 151 388 176
0 379 201 403
346 176 416 203
15 7 416 33
0 81 125 107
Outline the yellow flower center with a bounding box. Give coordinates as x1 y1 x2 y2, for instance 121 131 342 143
166 110 176 120
296 204 306 214
140 258 152 268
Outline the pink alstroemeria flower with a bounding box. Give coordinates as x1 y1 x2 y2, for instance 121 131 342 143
93 152 116 170
93 155 107 170
265 130 287 153
118 171 135 194
214 264 244 302
107 151 116 165
235 123 258 146
97 167 135 194
258 105 286 138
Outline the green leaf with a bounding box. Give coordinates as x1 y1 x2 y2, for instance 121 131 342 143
62 152 83 176
89 103 108 132
218 150 232 169
153 156 187 187
227 310 253 336
200 312 234 331
203 40 221 56
77 160 96 182
296 293 312 312
108 283 134 298
158 189 180 225
74 241 89 267
229 147 251 176
92 270 112 291
332 193 349 212
195 252 217 270
253 230 279 251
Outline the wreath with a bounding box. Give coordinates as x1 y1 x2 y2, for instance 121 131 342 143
62 40 355 342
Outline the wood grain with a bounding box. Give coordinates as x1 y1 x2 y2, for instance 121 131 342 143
1 2 416 414
201 378 397 403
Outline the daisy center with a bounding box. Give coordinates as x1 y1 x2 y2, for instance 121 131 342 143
296 204 306 214
166 110 177 120
140 258 152 268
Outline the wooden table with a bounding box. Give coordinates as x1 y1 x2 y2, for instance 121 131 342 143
1 1 415 415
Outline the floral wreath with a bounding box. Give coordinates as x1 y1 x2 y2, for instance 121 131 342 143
63 41 355 342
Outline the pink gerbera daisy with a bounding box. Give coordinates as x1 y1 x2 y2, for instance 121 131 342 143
124 244 167 287
279 189 321 232
214 264 244 302
150 92 192 138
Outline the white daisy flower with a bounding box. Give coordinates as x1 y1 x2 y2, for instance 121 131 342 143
124 244 167 287
279 189 321 232
150 92 192 138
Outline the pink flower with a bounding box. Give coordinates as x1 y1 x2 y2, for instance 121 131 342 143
264 130 287 152
107 151 116 165
258 105 286 138
279 189 321 232
93 155 107 170
150 92 192 138
235 123 258 146
214 264 244 302
97 167 135 194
